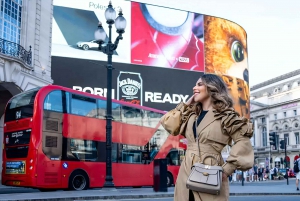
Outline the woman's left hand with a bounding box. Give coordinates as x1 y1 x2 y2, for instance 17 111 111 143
222 172 228 182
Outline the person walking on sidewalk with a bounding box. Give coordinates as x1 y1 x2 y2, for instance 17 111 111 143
160 74 254 201
295 155 300 191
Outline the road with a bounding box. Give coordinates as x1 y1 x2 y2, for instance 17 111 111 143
103 196 300 201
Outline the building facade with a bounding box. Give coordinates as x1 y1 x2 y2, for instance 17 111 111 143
250 69 300 169
0 0 53 180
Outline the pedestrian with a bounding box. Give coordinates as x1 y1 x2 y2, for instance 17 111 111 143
295 154 300 191
273 166 278 179
253 164 258 182
249 168 254 182
270 167 274 180
232 169 237 182
160 74 254 201
229 174 232 183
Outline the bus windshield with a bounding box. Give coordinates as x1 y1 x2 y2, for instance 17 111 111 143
4 87 40 122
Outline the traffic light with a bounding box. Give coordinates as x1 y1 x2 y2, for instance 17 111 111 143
280 140 285 150
269 132 277 150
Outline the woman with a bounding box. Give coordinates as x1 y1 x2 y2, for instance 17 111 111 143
160 74 254 201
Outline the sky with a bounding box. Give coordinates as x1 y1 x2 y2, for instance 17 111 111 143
134 0 300 87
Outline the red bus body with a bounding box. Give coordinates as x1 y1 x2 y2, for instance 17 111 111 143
2 85 186 189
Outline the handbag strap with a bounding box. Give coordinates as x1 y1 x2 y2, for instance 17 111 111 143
194 115 220 165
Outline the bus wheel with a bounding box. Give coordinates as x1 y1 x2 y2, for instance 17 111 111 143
167 172 174 187
69 170 89 190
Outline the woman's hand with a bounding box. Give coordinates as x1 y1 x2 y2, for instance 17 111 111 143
222 172 228 182
186 94 195 106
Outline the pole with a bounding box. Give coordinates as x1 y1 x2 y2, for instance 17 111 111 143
104 23 114 188
285 139 289 185
242 171 244 186
269 145 272 180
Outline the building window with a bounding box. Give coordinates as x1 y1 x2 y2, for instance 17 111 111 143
274 114 277 120
0 0 23 44
284 134 289 145
295 133 299 144
262 127 267 147
261 117 265 124
284 112 286 117
294 110 297 116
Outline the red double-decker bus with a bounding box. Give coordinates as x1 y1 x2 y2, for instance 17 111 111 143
2 85 186 190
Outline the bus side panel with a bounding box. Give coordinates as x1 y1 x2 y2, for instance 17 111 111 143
112 163 153 186
62 114 106 141
60 161 106 188
117 123 157 145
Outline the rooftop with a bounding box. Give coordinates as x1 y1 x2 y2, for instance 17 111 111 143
250 69 300 91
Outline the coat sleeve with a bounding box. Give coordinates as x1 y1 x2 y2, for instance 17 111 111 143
160 102 194 136
215 108 254 176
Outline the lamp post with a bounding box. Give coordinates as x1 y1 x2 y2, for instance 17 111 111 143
94 1 127 187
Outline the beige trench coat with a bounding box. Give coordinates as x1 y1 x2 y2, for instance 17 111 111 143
161 103 254 201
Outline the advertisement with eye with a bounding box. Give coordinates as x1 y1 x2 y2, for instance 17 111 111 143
204 16 249 118
130 2 205 71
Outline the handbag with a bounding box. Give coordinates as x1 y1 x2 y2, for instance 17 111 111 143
186 117 223 195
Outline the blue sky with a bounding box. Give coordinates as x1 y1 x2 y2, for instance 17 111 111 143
137 0 300 87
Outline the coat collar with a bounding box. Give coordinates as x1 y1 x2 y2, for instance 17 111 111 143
196 109 216 134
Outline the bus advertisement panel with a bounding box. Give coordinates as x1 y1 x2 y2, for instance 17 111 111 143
2 0 250 191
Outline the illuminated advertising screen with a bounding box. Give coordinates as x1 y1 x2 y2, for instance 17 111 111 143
51 0 249 117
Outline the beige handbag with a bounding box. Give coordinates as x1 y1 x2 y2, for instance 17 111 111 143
186 119 223 195
186 155 223 195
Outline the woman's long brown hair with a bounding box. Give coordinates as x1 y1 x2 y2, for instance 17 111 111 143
194 74 233 114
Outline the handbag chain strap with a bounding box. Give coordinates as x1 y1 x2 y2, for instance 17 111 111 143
194 114 220 165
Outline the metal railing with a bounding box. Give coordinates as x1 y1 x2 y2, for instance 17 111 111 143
0 38 32 66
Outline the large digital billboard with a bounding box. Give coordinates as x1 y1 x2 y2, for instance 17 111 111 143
51 0 250 117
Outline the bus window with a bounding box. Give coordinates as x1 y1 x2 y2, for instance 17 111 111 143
142 110 163 128
64 138 98 161
97 100 106 119
97 100 121 121
4 88 40 122
166 149 185 166
70 94 97 117
121 106 142 126
44 90 63 112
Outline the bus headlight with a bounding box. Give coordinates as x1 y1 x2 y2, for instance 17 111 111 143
29 166 33 170
30 159 33 163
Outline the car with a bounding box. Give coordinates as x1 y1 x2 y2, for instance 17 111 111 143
76 40 99 50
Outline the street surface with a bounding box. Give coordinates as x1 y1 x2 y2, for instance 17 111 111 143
0 178 299 200
103 197 300 201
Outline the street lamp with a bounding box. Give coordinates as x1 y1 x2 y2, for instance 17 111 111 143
94 1 127 188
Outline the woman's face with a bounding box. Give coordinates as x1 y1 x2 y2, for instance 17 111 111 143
193 78 210 103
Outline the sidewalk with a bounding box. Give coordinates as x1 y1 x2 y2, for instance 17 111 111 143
0 179 300 201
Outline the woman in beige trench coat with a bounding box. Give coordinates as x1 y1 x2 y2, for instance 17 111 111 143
160 74 254 201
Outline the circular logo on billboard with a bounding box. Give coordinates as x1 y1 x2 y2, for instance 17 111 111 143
122 85 139 96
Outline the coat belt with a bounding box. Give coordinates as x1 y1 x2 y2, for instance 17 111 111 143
186 143 221 155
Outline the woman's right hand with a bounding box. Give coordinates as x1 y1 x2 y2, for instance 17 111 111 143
185 94 195 106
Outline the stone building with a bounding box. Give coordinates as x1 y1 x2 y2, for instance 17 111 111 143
250 69 300 169
0 0 53 180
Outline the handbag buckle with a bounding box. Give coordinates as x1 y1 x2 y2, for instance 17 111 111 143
202 172 209 176
204 165 211 169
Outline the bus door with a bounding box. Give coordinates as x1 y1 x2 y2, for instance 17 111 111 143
37 109 63 186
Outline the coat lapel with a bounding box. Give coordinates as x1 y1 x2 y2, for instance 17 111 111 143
196 109 216 135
